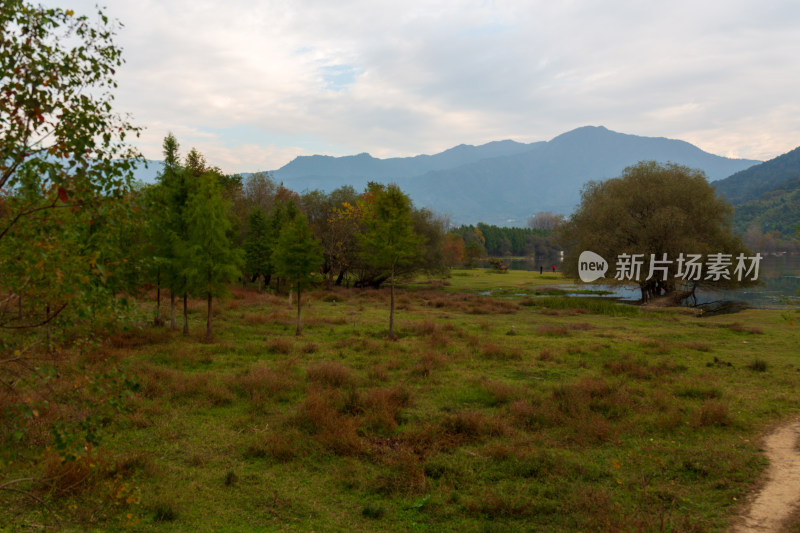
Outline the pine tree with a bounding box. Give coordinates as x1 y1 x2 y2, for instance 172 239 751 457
359 185 425 339
272 208 323 336
244 208 272 292
153 133 192 331
183 172 244 342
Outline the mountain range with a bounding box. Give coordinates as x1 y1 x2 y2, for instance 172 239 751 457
270 126 760 225
132 126 762 226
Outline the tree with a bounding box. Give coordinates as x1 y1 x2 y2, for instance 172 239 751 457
183 172 243 342
0 0 143 504
244 208 272 291
527 211 565 231
1 1 141 327
443 233 466 266
560 161 753 302
359 184 424 338
272 209 323 336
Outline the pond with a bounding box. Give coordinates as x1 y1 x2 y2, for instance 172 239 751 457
493 254 800 309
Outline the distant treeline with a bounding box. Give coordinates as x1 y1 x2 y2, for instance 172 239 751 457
450 223 560 258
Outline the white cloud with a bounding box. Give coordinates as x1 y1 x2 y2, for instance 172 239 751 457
40 0 800 172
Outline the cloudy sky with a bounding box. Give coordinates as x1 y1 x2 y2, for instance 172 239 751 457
48 0 800 173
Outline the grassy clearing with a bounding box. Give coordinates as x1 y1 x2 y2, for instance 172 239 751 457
2 273 800 531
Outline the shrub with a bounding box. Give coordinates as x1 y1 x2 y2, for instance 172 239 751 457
747 359 768 372
307 361 354 388
265 338 292 355
234 362 297 402
696 400 732 427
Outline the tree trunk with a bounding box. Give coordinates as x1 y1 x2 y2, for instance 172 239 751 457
336 270 345 286
295 284 302 336
183 292 189 336
154 268 162 326
170 292 177 330
45 303 51 352
206 292 213 342
389 267 395 339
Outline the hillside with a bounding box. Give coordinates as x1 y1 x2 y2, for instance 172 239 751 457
733 177 800 239
713 146 800 205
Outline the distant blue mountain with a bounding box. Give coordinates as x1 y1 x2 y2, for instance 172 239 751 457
271 126 760 225
131 126 761 225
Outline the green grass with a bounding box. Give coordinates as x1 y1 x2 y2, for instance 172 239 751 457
2 272 800 531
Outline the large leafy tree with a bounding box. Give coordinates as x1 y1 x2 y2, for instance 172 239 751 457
0 0 144 504
1 1 141 330
560 161 753 302
183 172 243 342
273 208 323 336
1 2 140 237
359 184 424 339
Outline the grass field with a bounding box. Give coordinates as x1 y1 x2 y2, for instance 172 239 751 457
2 269 799 532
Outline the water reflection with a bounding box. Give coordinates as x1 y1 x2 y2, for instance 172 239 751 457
497 255 800 309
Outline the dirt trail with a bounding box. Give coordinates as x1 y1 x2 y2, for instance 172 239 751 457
732 418 800 532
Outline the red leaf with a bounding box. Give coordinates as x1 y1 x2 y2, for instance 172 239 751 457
57 186 69 203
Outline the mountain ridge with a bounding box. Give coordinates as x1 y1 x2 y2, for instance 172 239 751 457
270 126 759 224
132 126 764 226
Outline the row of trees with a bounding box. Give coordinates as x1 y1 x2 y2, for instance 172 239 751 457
448 223 560 261
133 136 449 339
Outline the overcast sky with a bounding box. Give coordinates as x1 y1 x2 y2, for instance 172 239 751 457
48 0 800 173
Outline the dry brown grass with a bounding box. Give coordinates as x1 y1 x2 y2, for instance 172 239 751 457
135 365 235 406
410 351 448 377
537 348 559 362
289 389 363 455
300 342 318 354
695 399 732 427
480 342 522 361
231 362 298 403
109 328 171 350
464 490 535 518
439 410 510 441
245 428 308 462
41 448 106 496
306 360 355 388
372 448 427 495
466 298 519 315
265 338 293 355
682 340 712 352
360 386 412 436
726 322 764 335
536 325 570 337
480 379 523 405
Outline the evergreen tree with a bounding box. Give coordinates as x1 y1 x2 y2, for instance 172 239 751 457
272 209 323 336
359 185 424 339
151 134 193 331
267 199 299 294
183 172 244 342
244 208 272 292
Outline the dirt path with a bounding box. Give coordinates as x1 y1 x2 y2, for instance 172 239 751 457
732 418 800 532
